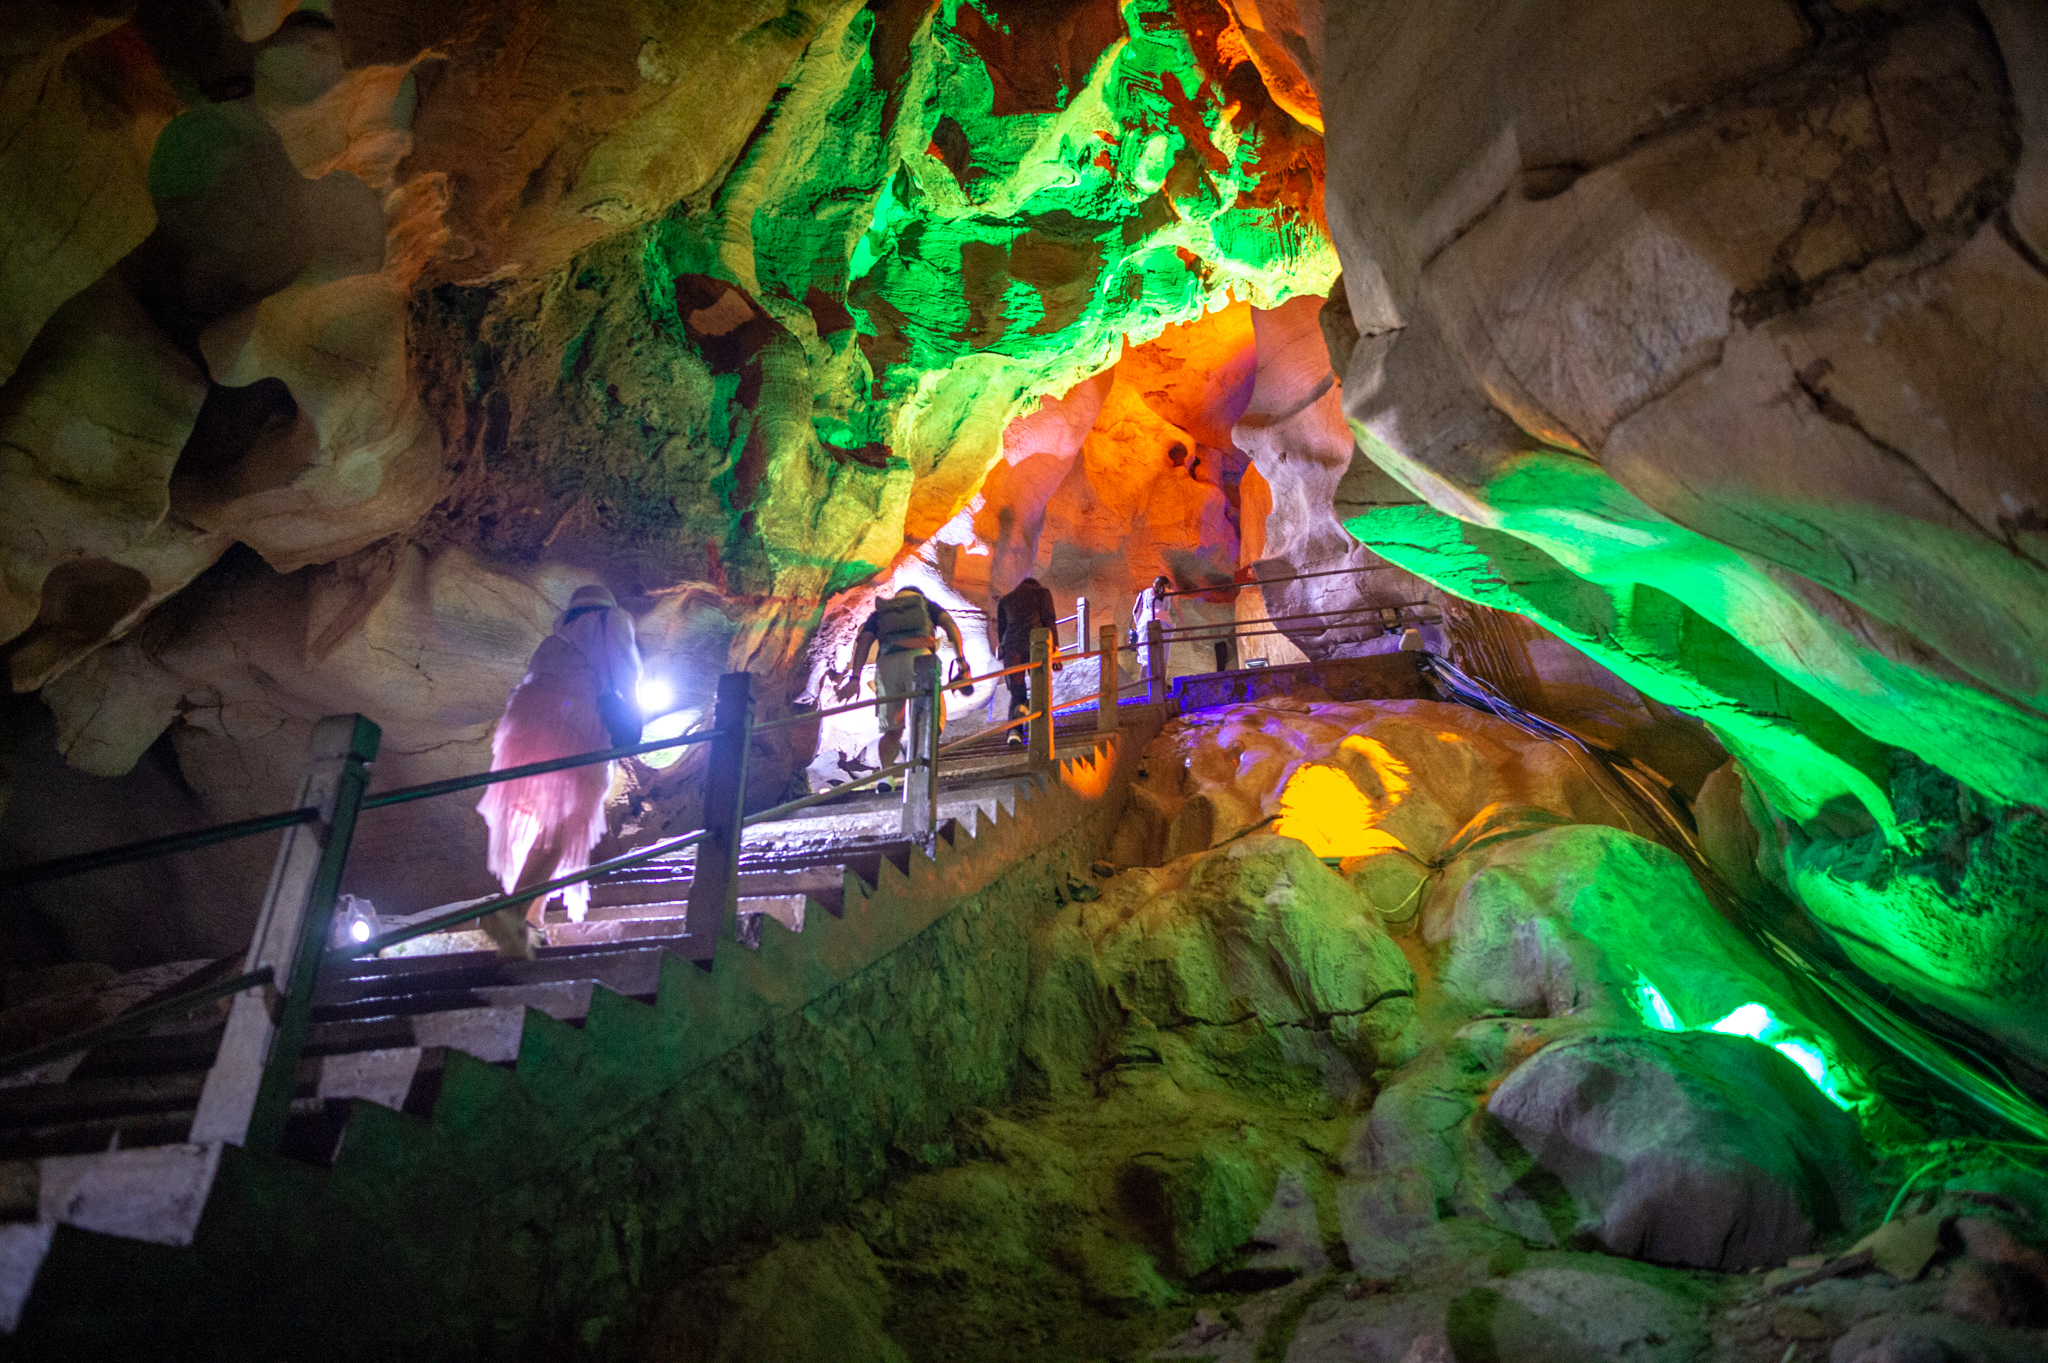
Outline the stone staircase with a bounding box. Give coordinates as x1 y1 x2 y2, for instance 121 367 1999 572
0 715 1151 1345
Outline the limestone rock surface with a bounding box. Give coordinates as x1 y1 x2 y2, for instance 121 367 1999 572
1024 833 1415 1100
0 0 1336 961
0 7 177 385
1112 697 1632 876
1484 1029 1870 1269
1316 0 2048 1070
1435 822 1808 1033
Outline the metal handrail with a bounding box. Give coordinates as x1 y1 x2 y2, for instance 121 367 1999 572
760 660 1044 736
0 807 320 890
361 728 722 810
1160 600 1436 636
966 659 1039 684
331 824 712 960
934 710 1042 758
1155 562 1399 598
0 966 275 1080
331 753 933 962
738 759 919 826
0 721 735 889
749 687 933 732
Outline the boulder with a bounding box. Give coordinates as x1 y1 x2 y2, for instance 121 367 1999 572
1440 1265 1713 1363
1116 697 1633 872
1483 1029 1870 1269
1284 1246 1717 1363
1829 1311 2048 1363
1435 822 1811 1033
1023 835 1415 1095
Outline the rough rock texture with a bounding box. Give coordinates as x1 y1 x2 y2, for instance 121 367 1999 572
1316 0 2048 1071
1434 823 1810 1034
0 0 1335 959
1484 1029 1869 1268
1024 833 1417 1102
644 1227 909 1363
1111 696 1639 876
624 699 1941 1363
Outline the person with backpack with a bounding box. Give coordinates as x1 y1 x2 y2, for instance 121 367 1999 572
476 583 642 957
835 586 969 774
994 576 1061 749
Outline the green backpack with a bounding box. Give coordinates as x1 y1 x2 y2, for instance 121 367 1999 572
872 592 935 650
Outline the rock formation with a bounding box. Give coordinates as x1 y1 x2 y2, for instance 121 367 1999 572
0 4 2045 1351
1312 0 2048 1073
0 0 1336 955
631 699 1985 1362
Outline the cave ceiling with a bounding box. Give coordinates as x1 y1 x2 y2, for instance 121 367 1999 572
1 0 1332 771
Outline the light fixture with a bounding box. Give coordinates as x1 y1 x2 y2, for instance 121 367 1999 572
637 677 675 716
332 894 381 949
1629 973 1858 1112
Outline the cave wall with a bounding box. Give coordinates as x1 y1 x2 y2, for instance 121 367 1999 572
0 0 1336 961
1308 0 2048 1069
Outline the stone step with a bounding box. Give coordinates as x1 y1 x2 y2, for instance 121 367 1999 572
585 865 853 918
0 1043 459 1162
313 944 669 1023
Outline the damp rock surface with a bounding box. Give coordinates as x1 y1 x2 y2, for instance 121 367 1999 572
631 705 1981 1363
1483 1029 1871 1269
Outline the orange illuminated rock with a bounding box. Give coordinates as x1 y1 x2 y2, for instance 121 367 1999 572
1112 698 1637 909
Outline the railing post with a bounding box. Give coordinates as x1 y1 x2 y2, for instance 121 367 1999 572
687 671 754 957
1075 596 1090 654
1097 623 1118 733
1146 618 1168 704
191 713 379 1152
1029 627 1054 769
901 652 940 844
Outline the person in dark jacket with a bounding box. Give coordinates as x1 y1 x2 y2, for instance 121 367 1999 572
994 577 1061 748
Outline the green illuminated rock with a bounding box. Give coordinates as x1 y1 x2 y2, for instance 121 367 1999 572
1317 2 2048 1073
439 0 1335 619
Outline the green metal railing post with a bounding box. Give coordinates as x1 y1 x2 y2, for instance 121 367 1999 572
191 714 380 1152
686 671 754 960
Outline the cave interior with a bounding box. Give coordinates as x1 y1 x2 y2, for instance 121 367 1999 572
0 0 2046 1359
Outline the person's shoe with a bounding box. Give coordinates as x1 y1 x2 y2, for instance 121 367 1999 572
1006 733 1023 750
480 906 537 961
874 778 894 795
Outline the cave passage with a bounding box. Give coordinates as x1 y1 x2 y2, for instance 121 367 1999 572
0 0 2045 1359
